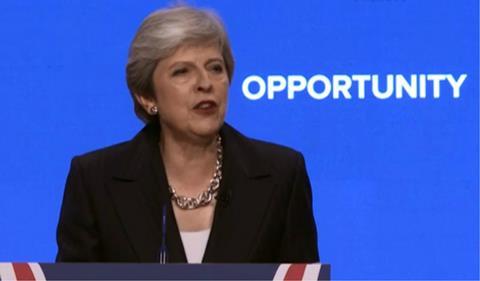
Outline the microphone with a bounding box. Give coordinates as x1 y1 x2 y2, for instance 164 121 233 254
216 189 232 208
157 204 168 263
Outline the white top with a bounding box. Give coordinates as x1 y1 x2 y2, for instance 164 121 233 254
179 228 211 263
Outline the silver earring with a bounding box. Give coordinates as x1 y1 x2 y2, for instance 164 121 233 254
149 106 158 115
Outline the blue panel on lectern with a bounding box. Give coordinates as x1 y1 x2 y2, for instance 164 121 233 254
0 0 477 279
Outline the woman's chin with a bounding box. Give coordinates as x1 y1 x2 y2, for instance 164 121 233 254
190 119 223 139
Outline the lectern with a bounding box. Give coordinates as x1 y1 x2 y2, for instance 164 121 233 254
0 263 330 280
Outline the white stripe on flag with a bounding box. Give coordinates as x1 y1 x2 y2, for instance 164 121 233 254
0 263 16 281
28 263 46 281
302 263 321 281
272 263 291 281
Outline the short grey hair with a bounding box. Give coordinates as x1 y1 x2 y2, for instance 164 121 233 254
126 5 235 123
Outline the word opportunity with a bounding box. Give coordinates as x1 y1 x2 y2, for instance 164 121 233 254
241 74 468 100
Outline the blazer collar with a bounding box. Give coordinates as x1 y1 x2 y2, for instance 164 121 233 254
111 121 160 181
112 121 270 181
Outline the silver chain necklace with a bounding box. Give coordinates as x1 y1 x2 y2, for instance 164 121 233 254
168 136 223 210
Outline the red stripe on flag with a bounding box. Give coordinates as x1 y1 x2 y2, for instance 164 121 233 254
12 263 36 280
284 264 307 280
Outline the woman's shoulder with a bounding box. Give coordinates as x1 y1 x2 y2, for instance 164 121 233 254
223 123 302 157
245 136 302 163
69 124 156 174
73 141 129 161
221 123 306 176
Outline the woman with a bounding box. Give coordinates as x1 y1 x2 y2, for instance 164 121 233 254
56 5 319 263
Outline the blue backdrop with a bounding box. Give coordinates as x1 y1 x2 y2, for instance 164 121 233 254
0 0 478 279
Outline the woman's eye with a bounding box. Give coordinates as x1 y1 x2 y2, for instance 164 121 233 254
172 68 188 76
211 64 224 73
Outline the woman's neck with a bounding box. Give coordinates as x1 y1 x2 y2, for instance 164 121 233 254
159 128 218 197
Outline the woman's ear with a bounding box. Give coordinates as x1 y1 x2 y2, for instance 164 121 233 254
134 93 158 115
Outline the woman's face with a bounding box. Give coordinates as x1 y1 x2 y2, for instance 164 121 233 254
151 44 229 141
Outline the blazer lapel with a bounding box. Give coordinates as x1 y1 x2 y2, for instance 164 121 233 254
202 124 275 262
107 123 187 262
150 147 188 263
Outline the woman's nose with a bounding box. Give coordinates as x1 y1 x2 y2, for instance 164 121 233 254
196 71 213 93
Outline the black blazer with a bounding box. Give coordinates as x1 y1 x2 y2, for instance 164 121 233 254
56 122 319 263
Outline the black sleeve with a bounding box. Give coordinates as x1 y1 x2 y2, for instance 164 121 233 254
56 157 100 262
278 153 320 263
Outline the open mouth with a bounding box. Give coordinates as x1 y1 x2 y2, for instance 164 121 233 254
193 100 218 113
